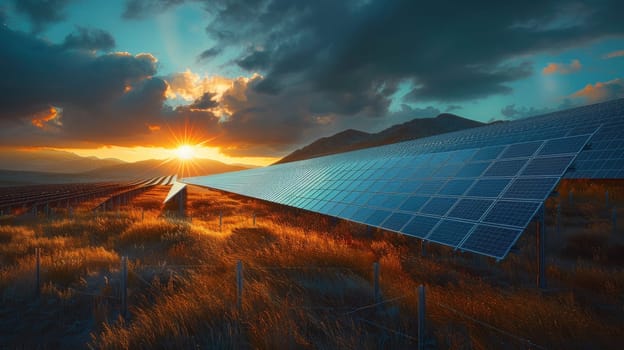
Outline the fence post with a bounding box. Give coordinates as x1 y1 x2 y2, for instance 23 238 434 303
536 207 546 289
35 248 41 297
252 213 256 227
141 209 144 221
418 284 425 350
373 262 380 304
420 240 427 258
120 256 128 318
556 203 561 236
613 207 617 235
569 190 574 205
236 260 243 313
219 211 223 232
606 190 609 208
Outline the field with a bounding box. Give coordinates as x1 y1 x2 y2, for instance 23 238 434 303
0 181 623 349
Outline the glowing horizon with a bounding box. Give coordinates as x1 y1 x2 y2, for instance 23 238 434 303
52 145 278 167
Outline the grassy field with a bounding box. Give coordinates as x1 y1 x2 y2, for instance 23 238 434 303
0 181 623 349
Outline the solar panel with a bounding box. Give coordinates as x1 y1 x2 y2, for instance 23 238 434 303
426 220 474 246
181 98 624 260
459 225 523 258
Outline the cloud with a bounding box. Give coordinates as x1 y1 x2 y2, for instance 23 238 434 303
123 0 186 19
197 47 222 61
603 50 624 59
11 0 75 32
446 105 463 112
501 104 553 119
571 78 624 103
165 70 240 101
62 27 116 51
188 92 219 110
500 98 576 120
0 25 221 149
542 59 582 75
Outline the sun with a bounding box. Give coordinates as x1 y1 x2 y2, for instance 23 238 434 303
175 144 196 160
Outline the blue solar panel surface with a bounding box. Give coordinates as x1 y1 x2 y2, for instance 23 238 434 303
183 129 596 259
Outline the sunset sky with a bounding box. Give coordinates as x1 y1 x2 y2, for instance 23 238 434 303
1 0 623 165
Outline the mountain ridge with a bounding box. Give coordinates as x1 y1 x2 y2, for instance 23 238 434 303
275 113 486 164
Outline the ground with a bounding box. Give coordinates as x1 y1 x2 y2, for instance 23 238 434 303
0 181 623 349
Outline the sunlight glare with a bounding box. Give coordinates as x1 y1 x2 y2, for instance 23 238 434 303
175 145 195 160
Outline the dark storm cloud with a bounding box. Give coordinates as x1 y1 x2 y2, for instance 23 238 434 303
195 0 623 101
11 0 74 32
122 0 624 104
62 27 116 51
189 92 219 110
0 25 220 148
197 47 222 62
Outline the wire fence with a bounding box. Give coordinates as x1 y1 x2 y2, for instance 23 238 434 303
25 253 551 349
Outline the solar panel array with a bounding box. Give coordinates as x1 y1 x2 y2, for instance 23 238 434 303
181 98 624 260
183 132 596 259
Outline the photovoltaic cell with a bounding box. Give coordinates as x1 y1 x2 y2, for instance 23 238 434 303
521 156 575 176
426 220 474 246
456 162 490 177
419 197 457 216
439 179 475 196
382 212 413 231
365 210 392 226
502 178 559 200
500 141 542 158
484 159 528 177
448 199 493 221
400 196 430 212
538 135 589 156
471 146 505 161
460 225 523 258
402 215 439 238
466 179 510 197
483 201 540 227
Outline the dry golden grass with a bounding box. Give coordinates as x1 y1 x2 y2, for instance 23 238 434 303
0 180 623 349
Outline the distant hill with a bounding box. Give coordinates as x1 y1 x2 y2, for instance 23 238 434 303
81 158 246 181
0 156 246 187
275 113 486 164
0 148 124 173
0 169 99 187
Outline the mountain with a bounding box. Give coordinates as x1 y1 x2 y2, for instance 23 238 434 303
277 129 372 164
275 113 486 164
81 158 246 181
0 148 125 173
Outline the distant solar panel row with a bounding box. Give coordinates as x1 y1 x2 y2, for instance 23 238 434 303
183 131 596 259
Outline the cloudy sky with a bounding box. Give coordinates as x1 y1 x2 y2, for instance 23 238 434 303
1 0 623 165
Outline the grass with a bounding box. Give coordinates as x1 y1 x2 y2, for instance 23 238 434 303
0 181 622 349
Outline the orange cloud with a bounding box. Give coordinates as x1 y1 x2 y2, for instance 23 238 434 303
31 106 62 129
571 78 624 103
147 124 161 132
603 50 624 59
542 59 581 75
165 69 239 101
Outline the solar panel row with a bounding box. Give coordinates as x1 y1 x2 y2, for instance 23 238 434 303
183 131 596 259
